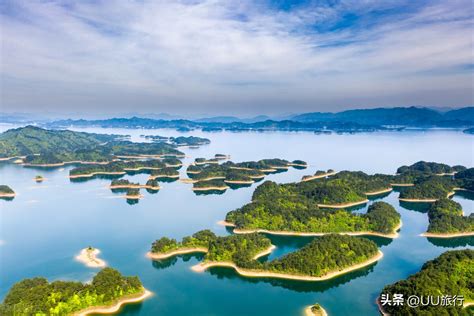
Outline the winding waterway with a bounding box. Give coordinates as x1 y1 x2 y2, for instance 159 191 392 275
0 127 472 315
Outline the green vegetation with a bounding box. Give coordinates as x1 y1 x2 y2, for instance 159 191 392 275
226 180 401 235
426 199 474 234
397 161 466 175
0 126 184 165
455 168 474 191
171 136 210 146
151 232 379 278
125 188 141 198
150 167 180 178
0 185 15 195
0 268 144 315
380 250 473 315
399 176 456 200
214 154 229 159
111 179 137 187
309 304 325 316
193 179 228 189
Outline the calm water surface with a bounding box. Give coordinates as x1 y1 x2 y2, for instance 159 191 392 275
0 128 473 315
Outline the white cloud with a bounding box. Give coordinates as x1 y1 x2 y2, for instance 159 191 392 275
0 0 472 115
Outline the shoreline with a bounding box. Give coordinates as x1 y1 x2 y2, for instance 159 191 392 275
304 305 328 316
399 191 455 203
75 248 106 268
301 171 337 182
421 231 474 238
317 199 369 209
23 160 111 167
69 171 126 179
218 221 402 239
191 250 383 281
146 247 208 260
390 183 414 187
0 193 16 198
224 180 254 184
124 194 144 200
110 184 161 190
376 298 390 316
73 289 152 316
192 186 229 191
365 188 393 196
148 174 180 180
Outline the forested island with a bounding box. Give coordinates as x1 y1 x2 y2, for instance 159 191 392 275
142 134 210 146
0 185 15 198
69 159 182 179
0 268 151 315
148 167 180 180
398 176 456 202
422 198 474 238
184 158 306 191
110 179 160 191
379 250 473 315
149 231 381 281
0 126 184 166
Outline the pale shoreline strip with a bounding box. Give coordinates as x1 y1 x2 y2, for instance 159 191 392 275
390 183 414 187
69 171 126 179
399 191 455 203
123 194 144 200
148 174 180 180
0 193 16 198
365 188 393 196
317 199 369 209
75 248 106 268
224 180 254 184
146 247 208 260
218 221 402 239
73 289 152 316
304 305 328 316
110 184 161 190
301 171 337 182
191 250 383 281
192 186 229 191
420 231 474 238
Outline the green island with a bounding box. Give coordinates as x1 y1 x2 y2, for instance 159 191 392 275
0 126 184 166
192 179 230 191
124 188 143 200
304 303 328 316
34 175 44 182
148 231 381 281
378 249 473 315
398 176 456 202
142 135 210 146
0 267 151 315
0 185 15 198
214 153 230 160
185 158 307 190
397 161 466 175
421 198 474 238
224 185 401 237
149 167 180 180
455 168 474 191
69 159 182 179
302 169 336 181
110 179 160 191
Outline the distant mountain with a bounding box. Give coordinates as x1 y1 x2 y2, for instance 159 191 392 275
195 115 271 123
291 106 473 127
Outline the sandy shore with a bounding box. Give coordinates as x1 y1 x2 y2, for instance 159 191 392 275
317 199 369 209
192 186 229 191
69 171 126 179
304 305 328 316
219 221 402 239
289 163 308 167
0 192 16 198
146 247 208 260
192 250 383 281
421 231 474 238
390 183 414 187
181 176 226 183
148 174 180 180
73 289 152 316
365 188 393 196
399 191 455 203
123 167 163 171
301 171 337 182
110 184 161 190
124 194 144 200
0 155 26 161
224 180 254 184
75 248 106 268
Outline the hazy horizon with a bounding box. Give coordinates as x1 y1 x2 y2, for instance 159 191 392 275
1 0 473 115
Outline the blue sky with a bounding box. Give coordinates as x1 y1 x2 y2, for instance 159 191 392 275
0 0 472 117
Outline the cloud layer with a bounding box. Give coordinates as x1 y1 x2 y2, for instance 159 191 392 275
1 0 472 116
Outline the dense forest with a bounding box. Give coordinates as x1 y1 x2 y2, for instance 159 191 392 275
142 134 210 146
69 159 182 177
455 168 474 191
398 176 456 200
380 250 473 315
0 185 15 195
0 268 144 315
427 199 474 234
225 185 401 235
397 161 466 175
193 179 229 190
0 126 184 164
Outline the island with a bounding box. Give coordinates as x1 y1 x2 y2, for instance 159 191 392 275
397 161 466 176
378 249 473 315
0 268 151 315
455 168 474 191
0 185 15 198
148 167 180 180
192 179 230 191
0 126 184 166
110 179 160 191
149 231 382 281
398 176 456 202
142 134 210 147
214 153 230 160
75 247 107 268
224 192 401 238
124 188 143 200
304 303 328 316
421 198 474 238
34 175 44 182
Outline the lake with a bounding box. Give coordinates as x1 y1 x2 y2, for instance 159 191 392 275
0 127 473 315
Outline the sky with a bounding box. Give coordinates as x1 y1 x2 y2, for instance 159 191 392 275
0 0 473 117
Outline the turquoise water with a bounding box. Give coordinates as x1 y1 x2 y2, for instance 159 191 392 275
0 128 473 315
